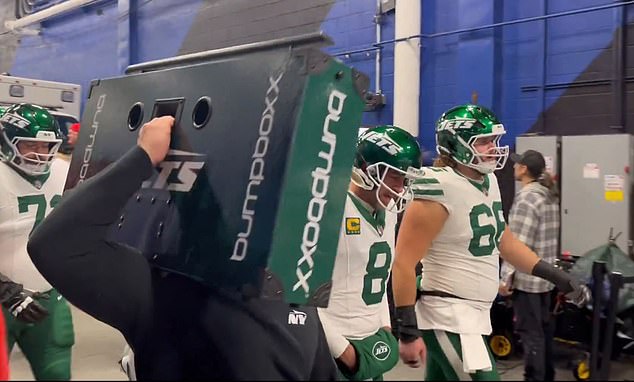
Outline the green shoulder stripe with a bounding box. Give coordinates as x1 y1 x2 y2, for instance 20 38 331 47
413 189 444 196
412 177 440 185
426 167 449 172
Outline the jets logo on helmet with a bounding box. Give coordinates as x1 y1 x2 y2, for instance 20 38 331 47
363 130 403 155
0 103 62 178
437 118 476 132
435 104 509 174
352 125 423 212
0 113 30 129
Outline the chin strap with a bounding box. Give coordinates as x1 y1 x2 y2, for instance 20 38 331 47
351 167 375 190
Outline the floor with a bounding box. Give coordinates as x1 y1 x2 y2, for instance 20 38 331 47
8 306 634 380
386 356 634 381
10 306 127 381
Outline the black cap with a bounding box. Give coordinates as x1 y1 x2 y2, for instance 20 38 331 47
510 149 546 177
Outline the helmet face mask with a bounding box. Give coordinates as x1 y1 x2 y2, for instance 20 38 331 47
364 162 420 212
352 126 423 212
11 136 61 174
0 103 62 176
436 105 509 174
462 131 509 174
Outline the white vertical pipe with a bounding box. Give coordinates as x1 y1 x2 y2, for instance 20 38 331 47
393 0 421 137
375 0 382 94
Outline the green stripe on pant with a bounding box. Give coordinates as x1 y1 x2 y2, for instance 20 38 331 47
422 329 499 381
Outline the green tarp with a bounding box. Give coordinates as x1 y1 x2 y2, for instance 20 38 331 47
569 242 634 314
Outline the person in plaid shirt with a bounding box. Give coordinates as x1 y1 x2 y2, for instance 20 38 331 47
500 149 560 381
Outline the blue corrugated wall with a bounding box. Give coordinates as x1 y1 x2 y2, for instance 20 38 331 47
5 0 632 149
421 0 633 149
9 0 202 112
322 0 395 127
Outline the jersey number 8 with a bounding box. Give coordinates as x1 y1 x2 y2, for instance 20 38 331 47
362 242 392 305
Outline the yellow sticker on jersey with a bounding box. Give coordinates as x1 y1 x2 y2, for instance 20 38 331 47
345 217 361 235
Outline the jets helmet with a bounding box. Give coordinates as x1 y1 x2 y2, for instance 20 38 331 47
435 104 509 174
0 103 62 176
352 125 423 212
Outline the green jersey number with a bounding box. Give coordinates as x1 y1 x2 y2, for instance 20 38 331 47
362 241 393 305
18 194 62 234
468 201 504 257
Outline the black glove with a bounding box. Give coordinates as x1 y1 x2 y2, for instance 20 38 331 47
531 260 590 307
6 291 49 324
0 273 49 324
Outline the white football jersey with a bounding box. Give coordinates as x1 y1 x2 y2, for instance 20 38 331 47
411 167 504 303
0 159 69 292
318 192 398 356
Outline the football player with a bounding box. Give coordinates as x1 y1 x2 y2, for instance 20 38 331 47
391 104 588 380
0 103 74 380
318 125 422 380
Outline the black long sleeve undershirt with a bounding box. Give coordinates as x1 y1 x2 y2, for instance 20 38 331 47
28 146 154 342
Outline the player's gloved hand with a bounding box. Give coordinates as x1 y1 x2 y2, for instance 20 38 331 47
563 282 591 307
5 290 49 324
0 273 48 323
531 259 590 307
0 273 49 324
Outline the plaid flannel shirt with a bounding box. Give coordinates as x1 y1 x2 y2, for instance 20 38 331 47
500 182 559 293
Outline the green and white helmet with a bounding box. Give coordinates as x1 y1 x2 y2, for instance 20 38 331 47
352 125 423 212
436 104 509 174
0 103 62 176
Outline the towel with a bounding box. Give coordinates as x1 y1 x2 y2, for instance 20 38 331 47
460 333 492 373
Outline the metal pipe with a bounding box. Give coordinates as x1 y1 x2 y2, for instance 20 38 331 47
333 46 380 57
4 0 104 31
336 1 634 58
600 272 624 380
537 0 548 133
350 0 634 51
375 35 413 47
590 261 606 381
611 1 626 131
521 76 634 92
126 32 332 74
375 0 382 94
492 0 504 113
117 0 132 74
422 0 634 39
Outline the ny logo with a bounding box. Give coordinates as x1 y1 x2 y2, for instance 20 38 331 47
287 310 307 325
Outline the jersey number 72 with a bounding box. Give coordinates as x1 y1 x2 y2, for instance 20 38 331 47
18 194 62 234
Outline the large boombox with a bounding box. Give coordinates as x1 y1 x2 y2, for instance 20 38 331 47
66 33 369 307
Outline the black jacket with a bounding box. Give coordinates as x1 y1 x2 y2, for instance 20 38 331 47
28 146 336 380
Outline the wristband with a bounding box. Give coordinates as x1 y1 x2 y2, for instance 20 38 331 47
395 305 421 343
